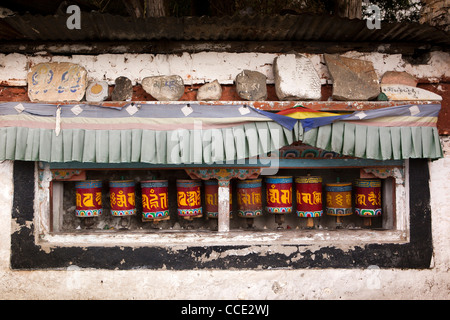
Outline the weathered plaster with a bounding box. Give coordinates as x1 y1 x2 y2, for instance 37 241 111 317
1 51 449 87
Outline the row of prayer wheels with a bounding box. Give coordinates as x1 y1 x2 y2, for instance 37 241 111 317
74 177 382 227
74 179 223 221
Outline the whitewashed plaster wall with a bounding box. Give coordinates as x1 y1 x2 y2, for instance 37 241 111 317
0 155 449 300
0 51 449 299
1 51 449 86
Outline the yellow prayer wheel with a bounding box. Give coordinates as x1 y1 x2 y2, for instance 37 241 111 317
325 182 352 225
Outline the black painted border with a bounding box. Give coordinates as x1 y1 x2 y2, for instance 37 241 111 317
10 160 432 270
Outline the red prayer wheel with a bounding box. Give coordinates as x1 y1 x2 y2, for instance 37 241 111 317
176 180 202 218
236 179 262 217
204 180 232 218
354 179 382 217
109 180 136 216
265 176 293 214
141 180 169 221
75 180 102 217
295 176 323 218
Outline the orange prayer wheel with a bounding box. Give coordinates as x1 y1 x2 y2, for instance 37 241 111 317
325 182 352 225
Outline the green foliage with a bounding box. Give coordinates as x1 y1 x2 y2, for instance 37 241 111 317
363 0 422 23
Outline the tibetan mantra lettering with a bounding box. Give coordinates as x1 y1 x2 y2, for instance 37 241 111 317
265 176 293 214
141 180 169 221
295 176 323 218
237 179 262 217
354 179 382 217
75 180 102 217
204 180 232 218
109 180 136 216
325 182 352 216
176 180 202 218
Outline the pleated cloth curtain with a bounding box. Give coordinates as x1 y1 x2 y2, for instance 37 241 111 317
0 102 295 164
0 102 443 164
297 121 442 160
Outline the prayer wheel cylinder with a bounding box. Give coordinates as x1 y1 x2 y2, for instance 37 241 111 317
75 180 103 217
265 176 293 214
204 180 232 218
176 180 202 218
236 179 262 217
354 179 382 219
109 180 136 216
295 176 323 218
325 182 352 217
141 180 170 221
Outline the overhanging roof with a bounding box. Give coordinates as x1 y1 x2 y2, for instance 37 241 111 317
1 12 449 46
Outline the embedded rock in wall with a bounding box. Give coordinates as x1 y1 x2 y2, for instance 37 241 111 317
141 75 185 101
111 76 133 101
196 80 222 101
85 80 109 102
235 70 267 101
381 71 418 87
27 62 87 102
381 84 442 101
273 53 321 100
324 54 380 101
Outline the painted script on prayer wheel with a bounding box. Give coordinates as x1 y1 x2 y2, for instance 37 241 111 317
109 180 136 216
75 180 102 217
295 176 323 218
325 182 352 216
141 180 169 220
176 180 202 217
354 179 382 217
265 176 293 214
237 179 262 217
204 180 232 218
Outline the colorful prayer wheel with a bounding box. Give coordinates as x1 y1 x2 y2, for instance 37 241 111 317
204 180 232 218
236 179 262 218
325 182 352 225
354 179 382 226
176 180 202 219
109 180 136 216
265 176 293 214
141 180 169 221
295 176 323 227
75 180 102 217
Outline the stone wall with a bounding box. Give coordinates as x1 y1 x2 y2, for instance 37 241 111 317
420 0 450 32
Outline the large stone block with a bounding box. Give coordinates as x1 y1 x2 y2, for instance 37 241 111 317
196 80 222 101
141 75 185 101
324 54 380 101
111 76 133 101
273 53 321 100
381 84 442 101
381 71 418 87
27 62 87 102
235 70 267 101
